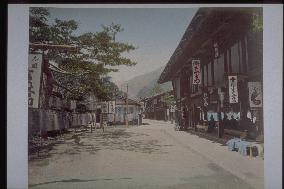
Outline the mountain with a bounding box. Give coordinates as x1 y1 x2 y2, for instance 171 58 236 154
121 66 173 99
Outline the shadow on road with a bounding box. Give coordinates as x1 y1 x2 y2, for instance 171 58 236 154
81 129 170 154
29 128 173 165
29 177 133 188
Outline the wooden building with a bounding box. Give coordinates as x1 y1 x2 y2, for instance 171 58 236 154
113 97 142 125
143 90 175 121
158 8 263 139
28 54 97 136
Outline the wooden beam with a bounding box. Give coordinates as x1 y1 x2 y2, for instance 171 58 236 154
29 43 78 52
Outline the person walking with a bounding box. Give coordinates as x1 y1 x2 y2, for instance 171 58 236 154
208 115 215 133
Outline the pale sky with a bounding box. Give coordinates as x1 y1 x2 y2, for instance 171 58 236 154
47 8 198 85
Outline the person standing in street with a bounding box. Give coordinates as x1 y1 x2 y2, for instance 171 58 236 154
230 115 238 130
222 114 229 129
208 115 215 133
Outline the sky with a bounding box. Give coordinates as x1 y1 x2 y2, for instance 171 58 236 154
47 8 198 86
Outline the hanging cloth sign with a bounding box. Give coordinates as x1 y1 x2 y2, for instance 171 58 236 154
170 105 175 112
28 54 43 108
101 102 108 113
214 42 219 58
228 76 238 103
248 82 262 107
108 101 116 113
192 59 201 84
203 92 209 107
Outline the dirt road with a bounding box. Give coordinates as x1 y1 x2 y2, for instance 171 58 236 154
29 119 263 189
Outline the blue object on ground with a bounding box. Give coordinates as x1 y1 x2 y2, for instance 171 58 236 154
226 138 253 156
239 141 251 156
226 138 242 151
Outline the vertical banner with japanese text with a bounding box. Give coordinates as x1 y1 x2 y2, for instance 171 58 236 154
108 101 116 113
248 82 262 108
203 92 209 107
192 59 201 85
28 54 43 108
228 76 238 103
213 42 219 58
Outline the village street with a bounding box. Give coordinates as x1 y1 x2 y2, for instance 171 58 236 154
29 119 263 189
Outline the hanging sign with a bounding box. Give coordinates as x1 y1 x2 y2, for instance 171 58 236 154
203 92 209 107
192 59 201 84
108 101 116 113
248 82 262 107
228 76 238 103
218 88 225 108
28 54 43 108
170 105 175 112
214 42 219 58
153 99 157 104
101 102 108 113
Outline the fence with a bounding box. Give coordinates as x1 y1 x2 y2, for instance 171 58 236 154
28 108 94 136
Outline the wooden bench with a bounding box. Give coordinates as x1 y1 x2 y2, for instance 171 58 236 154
196 124 209 132
224 129 248 139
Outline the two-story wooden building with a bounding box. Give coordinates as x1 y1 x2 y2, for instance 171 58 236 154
158 8 263 139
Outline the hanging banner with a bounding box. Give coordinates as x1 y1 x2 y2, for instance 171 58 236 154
203 92 209 107
170 105 175 112
153 99 157 104
101 102 108 113
108 101 116 113
248 82 262 107
192 59 201 84
213 42 219 58
218 88 225 108
228 76 238 103
28 54 43 108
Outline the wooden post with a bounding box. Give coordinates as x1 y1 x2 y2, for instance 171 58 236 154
126 84 129 127
91 112 93 133
114 96 116 125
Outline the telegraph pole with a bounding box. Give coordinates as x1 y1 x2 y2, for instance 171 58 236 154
125 84 129 127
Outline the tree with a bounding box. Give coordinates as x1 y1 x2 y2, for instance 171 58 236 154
29 7 51 43
251 12 263 33
161 93 175 107
29 7 137 101
149 84 163 96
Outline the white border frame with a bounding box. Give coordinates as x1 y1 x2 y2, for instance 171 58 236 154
7 4 283 189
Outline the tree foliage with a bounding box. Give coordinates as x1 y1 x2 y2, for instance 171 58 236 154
161 93 175 107
29 7 51 43
252 13 263 33
29 7 137 101
149 84 164 96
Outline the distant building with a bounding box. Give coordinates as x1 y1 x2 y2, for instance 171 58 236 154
142 90 175 122
113 97 142 125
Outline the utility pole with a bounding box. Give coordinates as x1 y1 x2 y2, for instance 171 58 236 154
113 88 118 125
126 84 129 127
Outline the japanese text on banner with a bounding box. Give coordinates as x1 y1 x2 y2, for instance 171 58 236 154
192 60 201 85
28 54 43 108
228 76 238 103
108 101 116 113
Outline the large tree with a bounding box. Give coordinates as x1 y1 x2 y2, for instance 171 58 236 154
29 7 137 101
